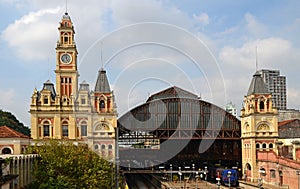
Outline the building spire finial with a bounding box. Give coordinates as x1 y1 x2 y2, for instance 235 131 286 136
101 41 104 70
256 46 258 71
65 0 68 14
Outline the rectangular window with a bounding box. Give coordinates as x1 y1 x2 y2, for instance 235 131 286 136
62 125 68 137
81 98 86 105
44 98 48 104
81 125 87 136
64 36 68 43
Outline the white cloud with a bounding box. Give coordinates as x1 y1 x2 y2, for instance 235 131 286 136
110 0 192 28
219 37 293 70
1 7 60 60
219 37 300 113
245 13 267 36
0 88 15 106
193 13 210 25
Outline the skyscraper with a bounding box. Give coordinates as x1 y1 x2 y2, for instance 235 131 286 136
258 69 287 110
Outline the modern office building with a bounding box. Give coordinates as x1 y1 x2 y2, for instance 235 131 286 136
258 69 286 110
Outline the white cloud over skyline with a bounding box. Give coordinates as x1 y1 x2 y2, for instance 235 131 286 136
0 0 300 126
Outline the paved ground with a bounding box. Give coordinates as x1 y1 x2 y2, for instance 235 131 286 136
162 180 289 189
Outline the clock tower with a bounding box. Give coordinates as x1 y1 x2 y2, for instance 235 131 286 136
55 12 78 103
30 11 118 160
241 72 278 181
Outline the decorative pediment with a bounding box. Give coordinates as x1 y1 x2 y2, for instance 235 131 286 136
95 122 110 131
256 123 270 131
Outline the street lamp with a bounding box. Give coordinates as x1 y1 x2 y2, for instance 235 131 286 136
216 177 220 189
227 170 232 188
179 167 182 183
258 168 265 189
195 172 199 189
192 163 195 180
204 166 208 186
170 164 173 182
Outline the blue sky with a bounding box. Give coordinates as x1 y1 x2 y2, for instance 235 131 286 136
1 0 300 126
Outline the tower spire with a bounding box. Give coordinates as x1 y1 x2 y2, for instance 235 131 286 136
255 46 258 71
101 41 103 70
65 0 68 13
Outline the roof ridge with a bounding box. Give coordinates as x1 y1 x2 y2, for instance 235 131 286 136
0 125 29 138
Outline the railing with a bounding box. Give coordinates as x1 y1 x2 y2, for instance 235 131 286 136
0 154 38 189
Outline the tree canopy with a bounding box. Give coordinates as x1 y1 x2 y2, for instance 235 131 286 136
27 140 115 189
0 109 30 136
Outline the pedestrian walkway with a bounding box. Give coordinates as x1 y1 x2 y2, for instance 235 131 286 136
239 181 289 189
162 180 290 189
162 180 226 189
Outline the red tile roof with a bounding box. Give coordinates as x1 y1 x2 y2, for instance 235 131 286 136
278 119 299 127
0 126 30 138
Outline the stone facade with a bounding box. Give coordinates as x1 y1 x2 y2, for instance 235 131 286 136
241 72 300 188
29 12 117 160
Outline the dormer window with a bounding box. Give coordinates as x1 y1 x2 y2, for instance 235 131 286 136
44 97 48 104
81 98 86 105
64 36 68 43
100 100 105 108
260 101 264 110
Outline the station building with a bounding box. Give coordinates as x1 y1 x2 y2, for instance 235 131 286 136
29 12 117 160
241 71 300 188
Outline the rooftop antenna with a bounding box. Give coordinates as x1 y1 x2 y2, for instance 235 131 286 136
255 46 258 71
65 0 68 13
100 41 104 70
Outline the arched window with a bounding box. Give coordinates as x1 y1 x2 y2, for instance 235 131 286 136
246 163 251 170
2 147 12 154
270 169 276 178
262 143 267 149
260 101 264 110
108 144 113 150
62 121 68 137
256 143 260 149
269 143 274 149
100 100 105 109
101 144 106 150
43 121 50 137
94 144 99 150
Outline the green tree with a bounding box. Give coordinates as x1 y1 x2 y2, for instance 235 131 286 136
0 109 30 136
27 140 115 189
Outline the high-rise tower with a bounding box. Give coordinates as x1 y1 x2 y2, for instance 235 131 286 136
258 69 286 110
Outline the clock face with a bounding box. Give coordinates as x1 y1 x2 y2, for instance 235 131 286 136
61 53 72 64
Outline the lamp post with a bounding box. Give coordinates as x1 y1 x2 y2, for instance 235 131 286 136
179 166 182 183
258 168 265 189
297 170 300 189
192 163 195 180
204 166 208 186
216 177 220 189
195 172 198 189
227 170 232 189
170 164 173 182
